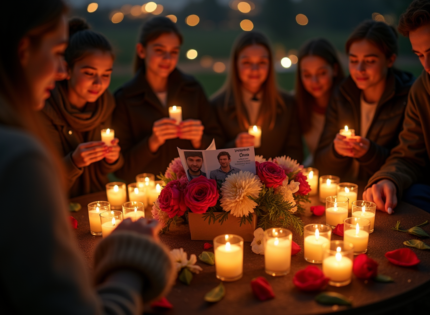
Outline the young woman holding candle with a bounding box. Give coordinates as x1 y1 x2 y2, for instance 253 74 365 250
211 31 303 161
295 38 345 166
40 18 123 198
0 1 175 313
113 17 222 183
314 20 414 182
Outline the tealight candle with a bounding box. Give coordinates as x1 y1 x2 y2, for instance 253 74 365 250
100 210 123 238
148 181 163 206
169 105 182 124
319 175 339 203
248 125 262 148
264 228 292 276
101 128 115 146
214 234 243 281
339 125 355 138
326 196 349 228
352 201 376 233
337 183 358 211
87 201 110 236
304 224 331 264
303 168 319 196
344 217 370 254
136 173 155 191
128 183 147 207
123 201 145 221
323 241 354 287
106 182 127 210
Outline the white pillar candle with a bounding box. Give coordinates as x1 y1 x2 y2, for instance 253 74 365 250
320 179 338 202
101 128 115 146
305 229 330 263
344 223 369 254
265 238 291 275
169 105 182 124
124 207 145 221
339 125 355 138
102 217 120 237
352 206 375 232
148 183 162 206
136 173 155 191
306 170 318 196
215 242 243 280
323 249 353 283
326 205 348 227
106 183 127 209
248 125 262 148
128 184 148 207
337 187 357 211
89 206 102 234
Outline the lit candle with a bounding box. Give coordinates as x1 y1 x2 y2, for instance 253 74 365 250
102 217 117 237
88 201 110 236
136 173 155 192
128 183 147 207
337 183 358 211
264 228 292 276
304 228 330 264
101 128 115 146
248 125 262 148
100 210 122 238
339 125 355 138
326 199 348 228
352 201 376 233
344 220 370 254
214 235 243 281
303 168 318 196
148 182 162 206
319 176 339 203
323 246 353 286
169 105 182 124
124 206 145 221
106 182 127 209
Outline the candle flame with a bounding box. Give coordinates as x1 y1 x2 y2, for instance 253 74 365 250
334 202 337 211
356 223 360 235
225 235 229 241
345 125 349 131
309 171 313 179
96 206 99 212
327 179 331 186
226 241 231 251
114 185 118 192
315 228 319 240
112 217 116 226
274 238 279 246
336 252 342 261
253 125 258 132
362 206 366 213
156 184 161 193
145 177 149 182
134 207 137 212
173 105 177 111
336 246 341 252
106 128 110 134
134 187 139 194
345 187 350 193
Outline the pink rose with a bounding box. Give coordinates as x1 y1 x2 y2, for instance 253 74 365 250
158 179 187 218
256 161 286 188
165 157 187 180
295 172 311 195
184 176 219 214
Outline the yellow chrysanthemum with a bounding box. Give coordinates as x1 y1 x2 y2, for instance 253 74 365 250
220 171 262 217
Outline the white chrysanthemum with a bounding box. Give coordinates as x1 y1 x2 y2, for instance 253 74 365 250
170 248 202 274
220 171 262 217
251 228 265 255
255 155 267 163
275 180 297 213
273 156 302 174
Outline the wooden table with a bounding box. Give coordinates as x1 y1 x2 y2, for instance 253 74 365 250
71 192 430 315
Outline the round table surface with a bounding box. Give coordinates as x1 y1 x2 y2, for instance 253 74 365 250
70 191 430 315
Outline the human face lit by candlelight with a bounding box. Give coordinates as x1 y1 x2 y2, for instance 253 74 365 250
300 55 336 100
237 44 270 94
410 24 430 75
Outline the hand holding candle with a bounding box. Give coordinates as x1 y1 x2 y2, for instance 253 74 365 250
101 128 115 146
169 105 182 124
339 125 355 138
248 125 262 148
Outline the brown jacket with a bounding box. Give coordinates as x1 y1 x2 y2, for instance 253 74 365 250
113 67 223 183
366 71 430 197
211 90 304 162
314 69 414 182
40 82 124 198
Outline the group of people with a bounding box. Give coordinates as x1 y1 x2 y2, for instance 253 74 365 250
2 0 430 313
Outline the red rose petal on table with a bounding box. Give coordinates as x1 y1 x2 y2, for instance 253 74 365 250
151 297 173 309
251 277 275 301
204 242 213 250
292 241 301 255
385 248 420 267
310 205 325 216
353 254 378 279
332 224 344 237
69 216 78 229
293 266 329 291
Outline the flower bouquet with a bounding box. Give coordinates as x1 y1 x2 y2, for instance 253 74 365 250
152 155 311 238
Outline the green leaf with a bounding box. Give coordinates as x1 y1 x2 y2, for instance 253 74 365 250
374 274 394 283
205 283 225 303
69 203 81 212
179 268 193 285
407 227 430 238
404 239 430 250
315 292 352 306
199 251 215 265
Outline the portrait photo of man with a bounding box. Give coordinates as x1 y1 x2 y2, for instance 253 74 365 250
184 151 207 179
210 151 240 182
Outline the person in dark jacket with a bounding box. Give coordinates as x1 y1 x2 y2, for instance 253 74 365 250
211 31 303 162
314 20 414 182
113 17 222 183
40 18 123 198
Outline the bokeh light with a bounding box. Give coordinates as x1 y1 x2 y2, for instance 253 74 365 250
240 19 254 31
281 57 292 68
289 55 298 64
213 62 226 73
152 4 164 15
296 14 308 26
145 2 157 13
373 13 385 22
87 3 98 13
111 12 124 24
130 5 142 16
186 49 198 60
238 2 251 13
121 4 132 14
166 15 177 23
200 56 213 68
186 14 200 26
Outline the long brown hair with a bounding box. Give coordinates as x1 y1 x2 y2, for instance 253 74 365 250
295 38 345 134
214 31 284 130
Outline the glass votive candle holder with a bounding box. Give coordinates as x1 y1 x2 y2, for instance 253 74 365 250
214 234 244 282
339 125 355 138
322 241 354 287
325 196 349 228
128 183 147 207
106 182 127 210
136 173 155 190
337 183 358 211
123 201 145 221
264 228 292 276
304 224 331 264
87 201 110 236
100 210 123 238
148 180 163 207
344 217 370 254
303 167 319 196
352 201 376 233
319 175 340 203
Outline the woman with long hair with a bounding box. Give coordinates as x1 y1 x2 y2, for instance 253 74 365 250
314 20 415 182
40 18 123 198
295 39 345 166
113 16 222 183
211 31 303 161
0 1 174 313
